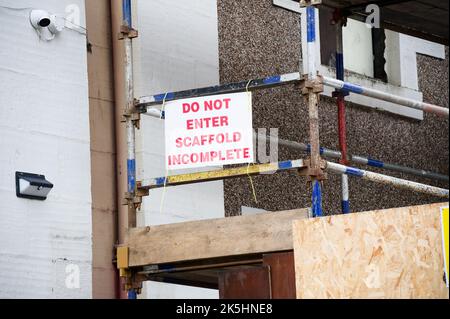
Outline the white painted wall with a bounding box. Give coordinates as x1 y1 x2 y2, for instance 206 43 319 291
385 30 445 91
241 206 269 215
343 19 374 78
133 0 222 299
0 0 91 298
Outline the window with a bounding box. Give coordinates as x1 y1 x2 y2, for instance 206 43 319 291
318 8 387 81
273 0 445 120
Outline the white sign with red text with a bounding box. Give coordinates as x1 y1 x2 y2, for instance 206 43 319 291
164 92 254 170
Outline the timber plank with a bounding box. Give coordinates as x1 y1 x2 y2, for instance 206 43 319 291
127 208 309 267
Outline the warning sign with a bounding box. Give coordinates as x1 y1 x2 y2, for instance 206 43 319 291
164 92 254 170
442 206 449 288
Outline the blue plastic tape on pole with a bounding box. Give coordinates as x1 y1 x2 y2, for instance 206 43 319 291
154 92 175 102
306 144 324 155
342 83 364 94
341 200 350 214
127 159 136 193
278 161 293 170
367 158 384 168
307 7 316 43
312 180 323 217
345 167 364 178
336 53 344 81
128 290 137 300
122 0 132 27
263 75 282 85
156 177 167 186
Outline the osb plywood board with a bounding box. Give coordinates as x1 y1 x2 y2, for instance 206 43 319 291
293 203 449 299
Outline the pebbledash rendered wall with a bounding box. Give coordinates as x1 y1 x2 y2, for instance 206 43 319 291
217 0 449 216
0 0 92 298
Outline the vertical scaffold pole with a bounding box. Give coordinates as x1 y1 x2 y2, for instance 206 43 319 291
306 6 323 217
333 10 350 214
127 289 138 300
122 0 139 300
123 0 137 229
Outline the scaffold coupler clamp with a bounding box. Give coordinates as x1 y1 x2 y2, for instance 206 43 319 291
332 89 350 98
121 99 141 129
123 181 147 211
300 74 324 96
299 0 322 7
299 158 328 182
132 181 150 211
123 191 143 211
116 246 143 295
118 25 138 40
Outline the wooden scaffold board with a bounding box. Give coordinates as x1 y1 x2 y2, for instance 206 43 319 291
127 208 309 267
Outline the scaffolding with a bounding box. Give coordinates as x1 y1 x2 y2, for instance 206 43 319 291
117 0 449 298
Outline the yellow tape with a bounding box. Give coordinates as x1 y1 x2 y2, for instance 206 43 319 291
117 246 129 270
247 163 259 204
442 207 449 288
167 162 279 185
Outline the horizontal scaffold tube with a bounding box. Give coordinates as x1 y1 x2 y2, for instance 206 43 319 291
142 105 449 183
270 135 449 182
327 162 449 198
322 76 449 118
138 72 301 111
136 115 449 182
140 160 305 190
142 74 448 117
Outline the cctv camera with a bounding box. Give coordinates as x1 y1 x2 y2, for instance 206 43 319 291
30 10 52 29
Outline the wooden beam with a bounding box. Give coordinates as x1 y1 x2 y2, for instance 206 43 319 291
126 208 309 267
293 202 449 299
